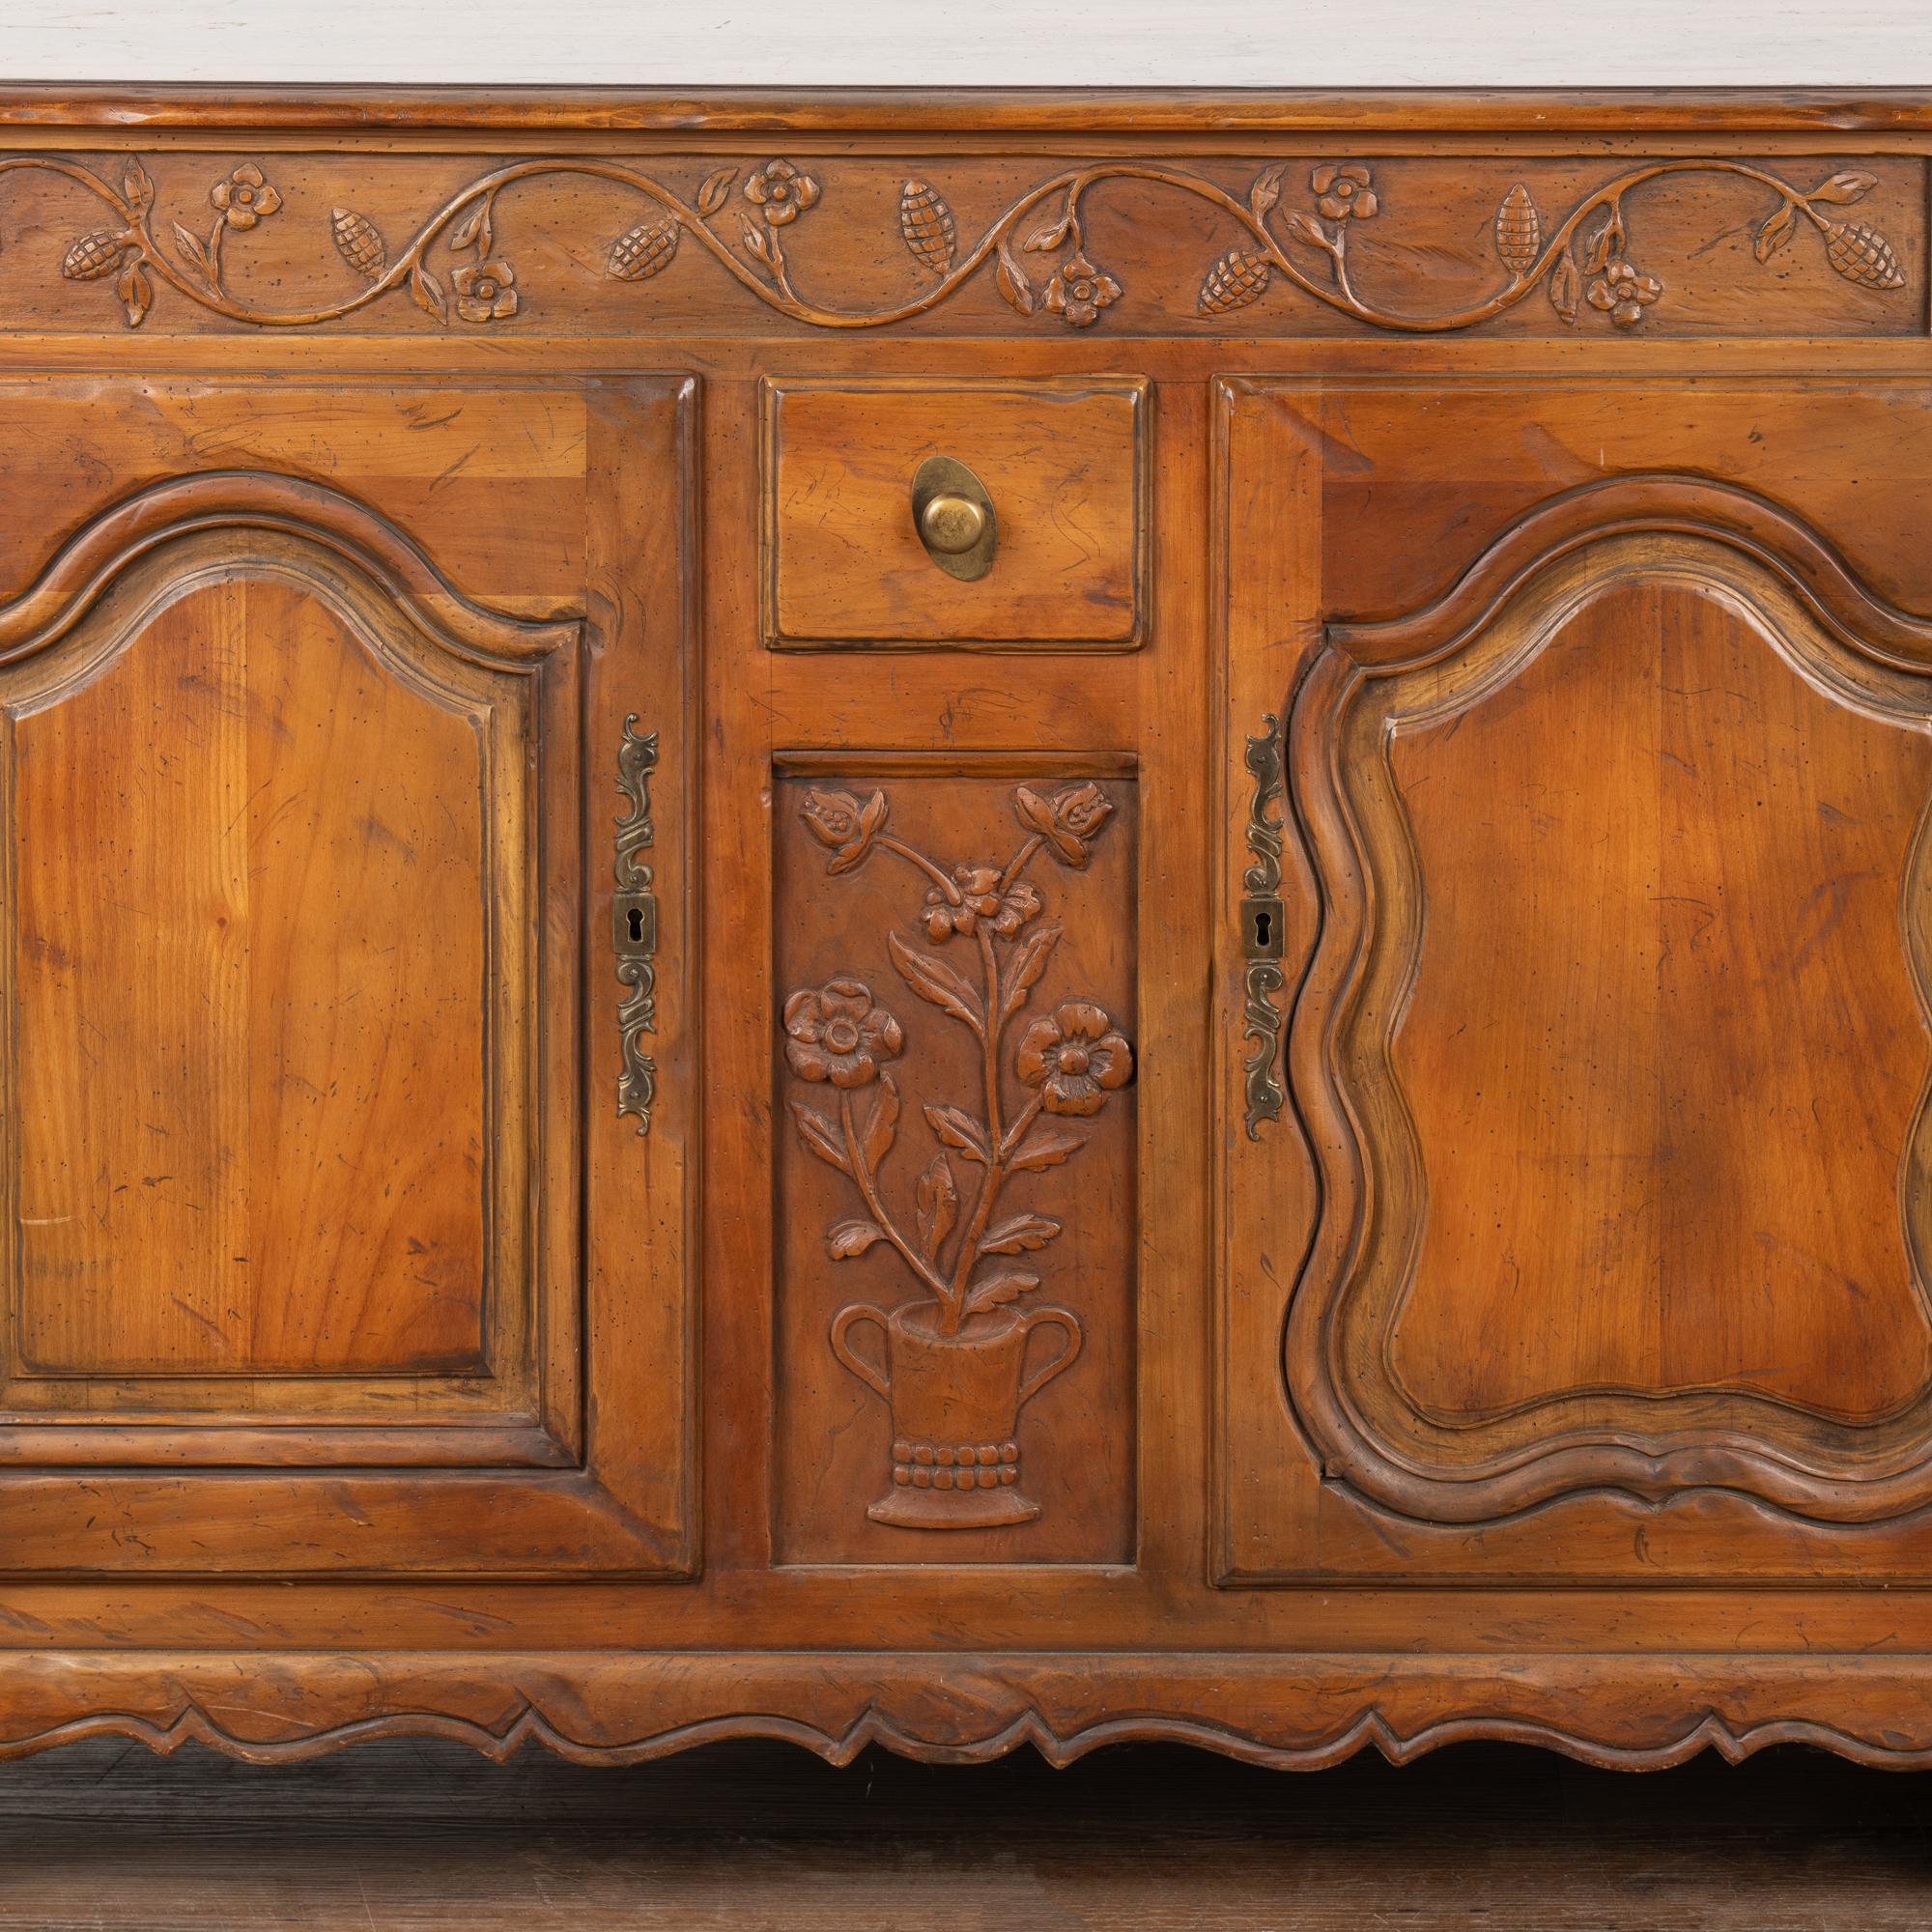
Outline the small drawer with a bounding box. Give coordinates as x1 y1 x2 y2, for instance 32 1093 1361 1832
762 377 1148 650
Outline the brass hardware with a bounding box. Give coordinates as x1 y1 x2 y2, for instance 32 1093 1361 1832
614 715 659 1137
911 454 997 581
1240 714 1288 1139
919 492 986 555
614 890 658 959
1241 894 1284 962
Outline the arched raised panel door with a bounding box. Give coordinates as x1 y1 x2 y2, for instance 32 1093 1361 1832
1218 378 1932 1585
0 386 696 1575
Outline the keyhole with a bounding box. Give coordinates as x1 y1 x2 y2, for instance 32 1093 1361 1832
627 905 645 945
1252 907 1273 952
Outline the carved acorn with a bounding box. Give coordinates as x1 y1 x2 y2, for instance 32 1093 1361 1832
608 216 680 282
61 231 128 281
329 208 388 280
898 180 956 275
1823 220 1906 290
1198 248 1271 315
1494 183 1541 275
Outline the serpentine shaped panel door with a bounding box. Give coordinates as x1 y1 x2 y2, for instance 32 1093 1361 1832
1219 377 1932 1585
0 377 695 1574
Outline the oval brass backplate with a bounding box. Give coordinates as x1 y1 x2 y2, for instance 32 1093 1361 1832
910 454 998 582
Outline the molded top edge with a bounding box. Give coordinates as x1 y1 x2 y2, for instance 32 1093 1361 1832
0 85 1930 136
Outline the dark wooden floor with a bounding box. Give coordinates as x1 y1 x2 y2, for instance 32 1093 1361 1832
0 1732 1924 1927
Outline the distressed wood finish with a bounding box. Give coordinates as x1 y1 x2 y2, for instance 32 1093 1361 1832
0 87 1926 1769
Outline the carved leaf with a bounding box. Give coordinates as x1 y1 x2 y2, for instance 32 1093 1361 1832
1582 211 1625 275
980 1212 1062 1255
995 246 1035 317
608 215 680 282
1754 201 1798 263
1249 163 1286 221
171 220 213 281
1810 170 1879 205
889 932 985 1033
898 180 956 275
828 1219 886 1259
449 205 491 254
1548 248 1581 323
999 923 1063 1024
860 1071 900 1170
915 1152 958 1262
964 1266 1040 1318
1283 211 1328 249
1022 212 1072 254
116 261 152 328
923 1103 990 1164
1824 220 1907 290
696 166 737 217
121 158 154 213
741 216 778 274
1493 183 1541 274
1197 249 1271 316
60 231 127 281
1009 1123 1088 1173
409 262 448 323
330 207 388 279
790 1100 851 1176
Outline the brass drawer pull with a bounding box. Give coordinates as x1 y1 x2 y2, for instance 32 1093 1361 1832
614 714 659 1137
911 453 998 580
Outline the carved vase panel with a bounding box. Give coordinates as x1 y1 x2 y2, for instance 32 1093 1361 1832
773 760 1137 1563
1287 516 1932 1525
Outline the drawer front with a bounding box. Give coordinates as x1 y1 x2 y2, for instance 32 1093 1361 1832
762 378 1148 649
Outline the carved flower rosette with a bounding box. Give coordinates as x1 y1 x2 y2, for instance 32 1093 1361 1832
784 781 1131 1529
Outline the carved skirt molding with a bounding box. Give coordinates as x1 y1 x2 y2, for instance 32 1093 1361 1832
2 1652 1932 1771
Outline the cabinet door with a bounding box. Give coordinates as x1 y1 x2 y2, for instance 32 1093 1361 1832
1219 378 1932 1584
0 377 695 1574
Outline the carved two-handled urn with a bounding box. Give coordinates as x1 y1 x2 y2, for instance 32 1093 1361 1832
831 1296 1081 1527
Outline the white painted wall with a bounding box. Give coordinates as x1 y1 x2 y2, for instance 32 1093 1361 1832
0 0 1925 90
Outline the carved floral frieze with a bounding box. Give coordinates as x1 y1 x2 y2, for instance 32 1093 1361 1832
0 149 1912 333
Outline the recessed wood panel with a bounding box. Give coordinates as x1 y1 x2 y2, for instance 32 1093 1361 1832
13 571 491 1378
1384 577 1932 1427
772 757 1138 1564
1293 532 1932 1519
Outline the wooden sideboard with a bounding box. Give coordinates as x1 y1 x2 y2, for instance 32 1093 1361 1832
0 84 1928 1768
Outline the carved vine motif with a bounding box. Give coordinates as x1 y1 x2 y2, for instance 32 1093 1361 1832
613 716 658 1136
9 150 1909 332
784 781 1130 1529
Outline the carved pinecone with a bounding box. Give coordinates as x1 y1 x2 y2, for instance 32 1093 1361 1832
1493 184 1541 274
899 181 956 275
61 231 127 281
1198 248 1271 315
608 216 679 282
330 208 388 280
1823 220 1906 290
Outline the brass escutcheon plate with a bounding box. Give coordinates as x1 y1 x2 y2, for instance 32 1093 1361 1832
910 453 998 581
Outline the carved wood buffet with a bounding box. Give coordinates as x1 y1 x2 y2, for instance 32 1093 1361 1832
0 84 1930 1769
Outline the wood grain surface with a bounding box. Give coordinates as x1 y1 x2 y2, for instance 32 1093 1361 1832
0 85 1919 1772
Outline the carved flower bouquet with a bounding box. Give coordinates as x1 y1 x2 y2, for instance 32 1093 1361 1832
783 780 1131 1528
